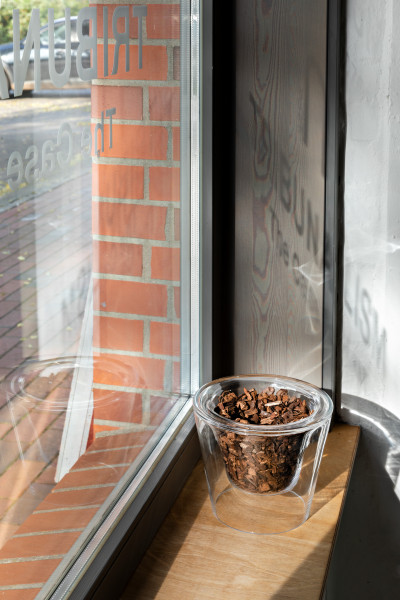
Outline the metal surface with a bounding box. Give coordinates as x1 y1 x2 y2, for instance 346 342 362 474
322 0 342 405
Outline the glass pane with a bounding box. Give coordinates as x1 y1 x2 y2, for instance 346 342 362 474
0 1 194 595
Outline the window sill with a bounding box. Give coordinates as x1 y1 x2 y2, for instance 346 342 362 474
120 424 360 600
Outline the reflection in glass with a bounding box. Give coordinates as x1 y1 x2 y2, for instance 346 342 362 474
0 2 192 597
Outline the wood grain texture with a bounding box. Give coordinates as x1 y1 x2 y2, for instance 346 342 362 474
234 0 327 384
120 425 359 600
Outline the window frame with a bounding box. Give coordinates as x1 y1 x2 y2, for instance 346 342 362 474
322 0 342 410
34 0 340 596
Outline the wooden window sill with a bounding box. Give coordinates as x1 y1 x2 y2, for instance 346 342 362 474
121 424 360 600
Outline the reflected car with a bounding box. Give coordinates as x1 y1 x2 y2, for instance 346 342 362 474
0 41 19 56
0 16 90 93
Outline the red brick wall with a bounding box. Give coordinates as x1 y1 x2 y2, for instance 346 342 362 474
91 0 181 438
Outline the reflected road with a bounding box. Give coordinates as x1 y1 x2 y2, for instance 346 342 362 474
0 90 91 209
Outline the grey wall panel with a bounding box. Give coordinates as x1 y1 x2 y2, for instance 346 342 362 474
327 1 400 596
234 0 327 384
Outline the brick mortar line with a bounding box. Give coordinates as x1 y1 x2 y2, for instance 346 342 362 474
92 157 180 167
96 423 150 440
94 39 180 48
91 118 180 126
91 0 176 5
92 388 183 402
92 235 181 247
165 202 175 243
0 556 64 565
34 506 102 514
142 242 152 279
92 381 180 394
84 444 146 454
52 483 115 493
93 197 178 206
93 272 180 283
143 316 150 352
94 310 179 322
143 161 150 200
143 84 150 121
167 284 175 321
93 418 156 430
95 428 155 440
12 528 84 539
92 198 179 207
167 124 173 161
93 419 153 429
0 584 43 590
71 463 131 472
92 79 179 88
95 430 149 439
92 346 180 361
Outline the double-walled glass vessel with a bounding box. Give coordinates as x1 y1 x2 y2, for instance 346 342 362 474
193 375 333 534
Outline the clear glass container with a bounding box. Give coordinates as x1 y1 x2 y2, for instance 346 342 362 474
193 375 333 534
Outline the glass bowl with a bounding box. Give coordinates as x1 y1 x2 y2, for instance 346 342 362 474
193 375 333 534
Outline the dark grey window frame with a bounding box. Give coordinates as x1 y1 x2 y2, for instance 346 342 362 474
322 0 343 410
